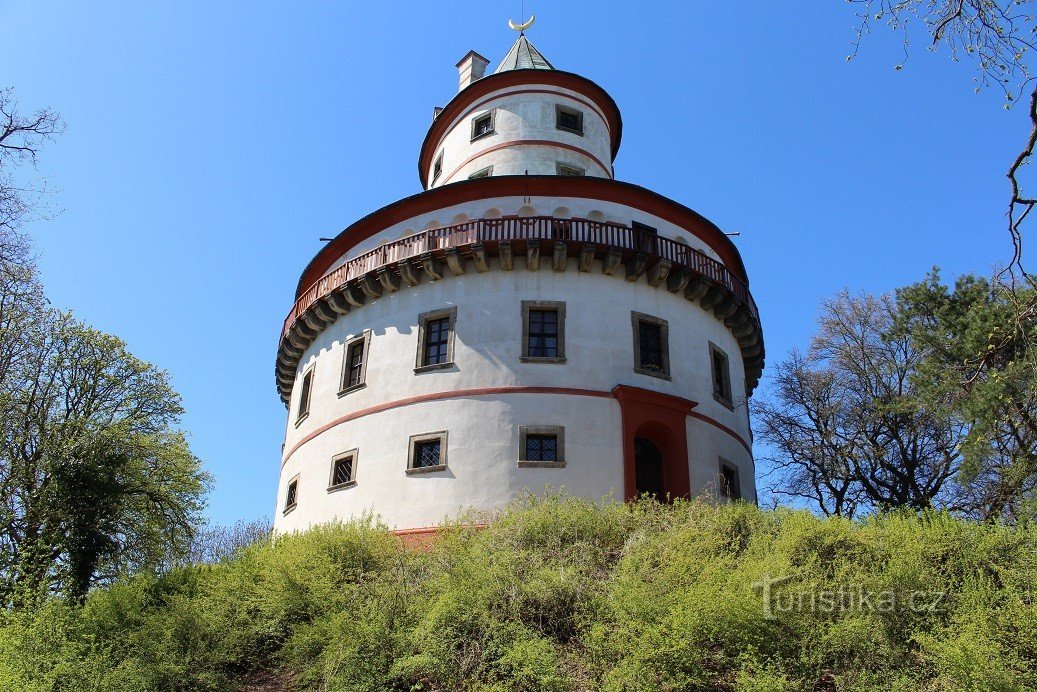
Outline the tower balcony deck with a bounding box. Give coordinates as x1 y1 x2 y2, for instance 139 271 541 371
277 215 764 403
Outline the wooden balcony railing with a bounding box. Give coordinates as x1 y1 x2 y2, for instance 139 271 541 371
282 216 758 339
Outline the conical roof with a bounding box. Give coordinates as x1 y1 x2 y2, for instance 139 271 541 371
493 34 554 73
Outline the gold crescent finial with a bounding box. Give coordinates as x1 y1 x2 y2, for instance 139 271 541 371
508 14 535 33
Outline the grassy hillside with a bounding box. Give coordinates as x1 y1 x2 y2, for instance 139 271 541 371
1 497 1034 691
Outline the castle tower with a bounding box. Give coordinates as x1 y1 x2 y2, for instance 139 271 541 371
273 23 765 534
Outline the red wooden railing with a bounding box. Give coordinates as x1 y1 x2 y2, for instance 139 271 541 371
282 216 757 339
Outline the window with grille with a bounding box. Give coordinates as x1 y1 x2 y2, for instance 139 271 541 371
518 426 565 466
416 307 456 371
632 312 670 379
408 432 447 473
296 369 313 423
471 112 494 140
432 151 443 182
555 105 584 134
345 342 363 387
284 478 298 512
329 453 355 488
521 301 565 362
710 342 733 406
720 461 741 501
424 317 450 365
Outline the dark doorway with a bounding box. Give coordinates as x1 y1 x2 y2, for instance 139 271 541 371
634 436 665 500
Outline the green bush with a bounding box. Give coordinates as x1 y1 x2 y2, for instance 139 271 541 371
0 497 1034 690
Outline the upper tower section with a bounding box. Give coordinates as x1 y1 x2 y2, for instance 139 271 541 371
419 18 623 189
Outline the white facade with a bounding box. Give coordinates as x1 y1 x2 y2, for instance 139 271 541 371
273 33 764 534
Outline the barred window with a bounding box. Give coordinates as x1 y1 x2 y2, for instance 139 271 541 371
424 317 451 365
638 321 664 371
710 342 733 406
521 301 566 362
330 453 355 488
524 434 558 462
407 431 448 473
632 312 670 380
413 440 441 468
296 369 313 423
720 461 741 501
518 426 565 467
284 478 298 512
555 105 583 134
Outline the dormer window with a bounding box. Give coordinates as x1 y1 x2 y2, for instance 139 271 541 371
432 151 443 182
471 111 495 140
555 105 584 135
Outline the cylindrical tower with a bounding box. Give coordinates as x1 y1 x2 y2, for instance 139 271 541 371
273 28 765 534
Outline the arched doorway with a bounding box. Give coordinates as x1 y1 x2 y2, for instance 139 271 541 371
634 437 665 500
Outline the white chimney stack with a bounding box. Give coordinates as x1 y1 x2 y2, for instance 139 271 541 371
456 50 490 92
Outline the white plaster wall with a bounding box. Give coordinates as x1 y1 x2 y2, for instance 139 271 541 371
427 86 613 187
275 264 755 534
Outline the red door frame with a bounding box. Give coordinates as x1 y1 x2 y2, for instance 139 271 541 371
612 384 698 501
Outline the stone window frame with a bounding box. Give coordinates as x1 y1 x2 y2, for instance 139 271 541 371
709 341 734 410
339 330 372 396
520 300 567 363
555 104 584 136
468 165 493 179
415 306 457 373
517 425 566 468
328 449 358 492
470 109 496 141
407 430 448 474
432 150 444 183
719 458 741 501
283 474 300 515
631 311 671 380
295 366 314 426
556 162 585 177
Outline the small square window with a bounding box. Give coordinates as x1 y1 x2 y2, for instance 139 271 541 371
283 476 299 513
720 461 741 501
555 105 584 135
710 342 733 407
632 312 671 379
340 331 371 394
556 163 585 177
415 307 457 372
518 426 565 467
521 300 566 362
468 166 493 179
407 431 448 473
329 450 357 490
296 368 314 424
471 111 495 140
432 151 444 182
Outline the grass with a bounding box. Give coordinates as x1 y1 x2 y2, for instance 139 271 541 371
1 496 1035 691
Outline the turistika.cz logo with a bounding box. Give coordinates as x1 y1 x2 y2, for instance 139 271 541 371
753 573 948 620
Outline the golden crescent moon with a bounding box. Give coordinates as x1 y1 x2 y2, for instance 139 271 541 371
508 14 535 32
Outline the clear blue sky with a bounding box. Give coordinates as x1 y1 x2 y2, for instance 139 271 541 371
2 2 1020 524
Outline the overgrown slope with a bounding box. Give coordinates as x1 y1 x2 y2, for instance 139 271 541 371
2 497 1035 691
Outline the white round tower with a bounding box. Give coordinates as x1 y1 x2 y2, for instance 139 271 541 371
273 26 765 535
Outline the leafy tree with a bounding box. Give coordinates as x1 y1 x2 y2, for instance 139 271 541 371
896 270 1037 519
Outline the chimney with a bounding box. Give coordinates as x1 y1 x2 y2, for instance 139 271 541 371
456 50 490 92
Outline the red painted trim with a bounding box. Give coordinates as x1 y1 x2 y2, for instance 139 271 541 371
282 385 613 463
441 139 612 183
612 385 697 501
419 70 623 188
689 411 752 453
293 176 749 298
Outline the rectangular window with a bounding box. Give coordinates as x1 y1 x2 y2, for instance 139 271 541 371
720 461 741 501
415 307 457 371
340 331 371 394
632 312 670 379
329 450 357 490
518 425 565 467
284 477 299 513
521 300 566 362
432 151 443 182
468 166 493 179
632 221 658 255
710 342 733 407
296 368 313 424
407 431 448 473
555 105 584 134
471 111 495 140
556 163 585 177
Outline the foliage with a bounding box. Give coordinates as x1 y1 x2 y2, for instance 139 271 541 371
1 496 1033 691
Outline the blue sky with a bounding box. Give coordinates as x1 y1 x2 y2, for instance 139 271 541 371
2 2 1022 525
